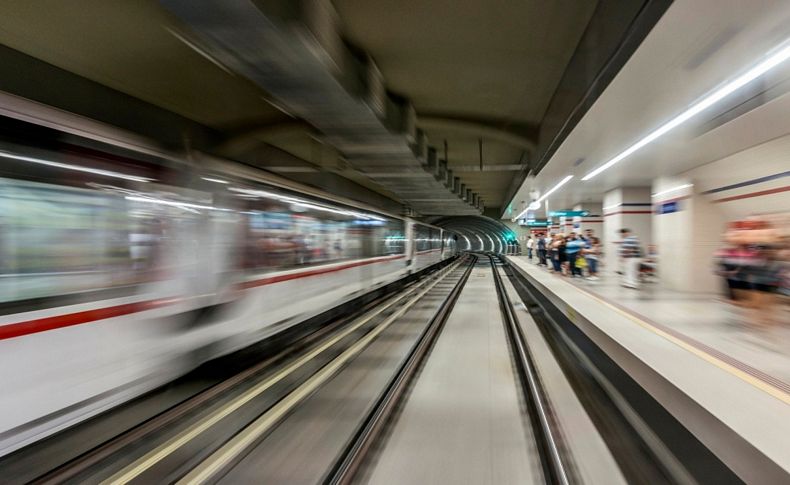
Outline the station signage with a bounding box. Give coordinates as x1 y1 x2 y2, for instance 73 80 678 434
549 210 590 217
657 201 680 215
521 219 550 227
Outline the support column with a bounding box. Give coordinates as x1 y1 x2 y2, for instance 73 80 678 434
572 203 604 239
652 177 725 292
602 188 652 271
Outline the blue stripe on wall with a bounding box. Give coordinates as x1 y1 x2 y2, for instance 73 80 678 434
703 171 790 194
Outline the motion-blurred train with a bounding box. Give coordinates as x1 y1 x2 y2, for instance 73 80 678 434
0 99 459 455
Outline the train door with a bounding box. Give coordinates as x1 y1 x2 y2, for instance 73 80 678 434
405 220 415 273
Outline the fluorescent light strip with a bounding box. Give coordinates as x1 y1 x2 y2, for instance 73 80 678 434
229 187 385 221
126 195 231 213
485 234 495 252
514 175 573 220
202 177 229 184
651 183 693 198
0 150 152 183
583 40 790 181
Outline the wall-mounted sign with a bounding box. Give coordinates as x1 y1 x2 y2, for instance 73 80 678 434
521 219 550 227
657 201 680 214
549 210 590 217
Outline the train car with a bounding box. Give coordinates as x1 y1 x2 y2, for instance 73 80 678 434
0 102 454 455
410 222 443 272
442 230 460 259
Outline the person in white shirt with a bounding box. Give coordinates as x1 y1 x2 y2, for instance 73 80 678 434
619 228 642 289
526 236 534 260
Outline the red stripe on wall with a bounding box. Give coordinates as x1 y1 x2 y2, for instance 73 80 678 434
0 299 176 341
712 185 790 203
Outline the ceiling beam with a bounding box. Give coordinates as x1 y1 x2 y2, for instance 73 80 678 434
417 116 535 151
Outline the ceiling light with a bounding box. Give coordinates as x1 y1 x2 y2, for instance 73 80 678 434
651 183 693 198
583 39 790 181
126 195 230 212
201 176 229 184
513 175 573 221
228 186 385 221
0 150 152 183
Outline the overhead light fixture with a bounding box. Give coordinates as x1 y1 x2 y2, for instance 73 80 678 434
228 186 385 221
0 150 152 183
485 233 496 252
528 200 541 211
513 175 573 221
126 195 230 212
651 183 693 198
583 39 790 181
462 235 471 250
201 176 229 184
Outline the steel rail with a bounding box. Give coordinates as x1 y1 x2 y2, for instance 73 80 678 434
33 259 459 484
324 255 478 485
489 255 570 485
173 257 470 484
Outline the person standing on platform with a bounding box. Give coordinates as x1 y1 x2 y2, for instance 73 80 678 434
586 237 601 280
566 233 586 277
526 236 534 261
555 236 567 274
619 228 642 289
537 233 547 266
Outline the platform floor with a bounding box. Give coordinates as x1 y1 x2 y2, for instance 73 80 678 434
508 256 790 481
363 264 542 484
513 256 790 384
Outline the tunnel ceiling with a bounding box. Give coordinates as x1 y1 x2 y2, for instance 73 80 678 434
0 0 669 217
427 215 516 251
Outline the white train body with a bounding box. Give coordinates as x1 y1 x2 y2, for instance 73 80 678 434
0 106 460 455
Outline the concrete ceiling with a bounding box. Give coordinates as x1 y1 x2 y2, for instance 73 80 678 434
0 0 670 222
334 0 596 126
334 0 596 209
508 0 790 217
0 0 285 131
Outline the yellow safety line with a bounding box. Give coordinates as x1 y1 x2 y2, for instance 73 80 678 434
102 259 462 484
537 267 790 406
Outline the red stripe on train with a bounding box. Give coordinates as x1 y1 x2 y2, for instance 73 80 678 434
236 254 406 289
1 254 407 341
0 299 174 341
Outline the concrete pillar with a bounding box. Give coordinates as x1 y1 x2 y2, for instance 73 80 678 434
572 202 604 240
652 177 725 292
602 187 652 270
559 215 570 235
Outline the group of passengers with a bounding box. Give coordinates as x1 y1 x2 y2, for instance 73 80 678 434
715 218 789 326
526 229 601 281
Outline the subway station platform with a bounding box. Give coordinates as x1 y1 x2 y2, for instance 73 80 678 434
507 256 790 482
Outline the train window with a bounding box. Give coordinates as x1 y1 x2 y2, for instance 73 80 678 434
0 178 160 303
430 228 441 250
378 220 406 256
415 225 431 252
240 189 405 272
